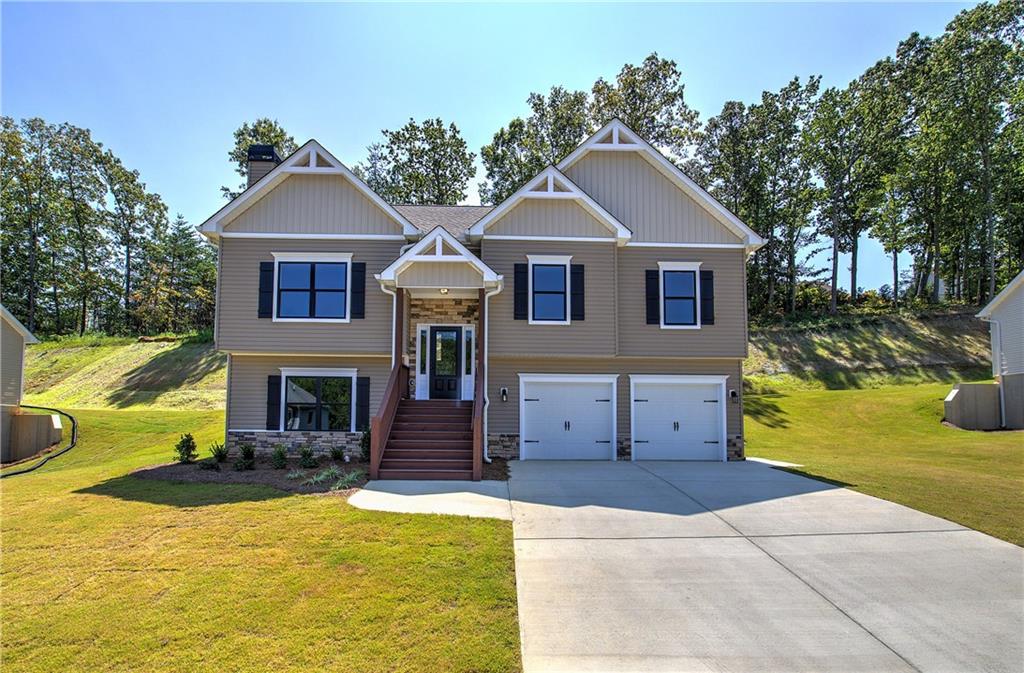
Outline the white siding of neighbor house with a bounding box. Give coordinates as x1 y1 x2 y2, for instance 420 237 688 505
990 284 1024 376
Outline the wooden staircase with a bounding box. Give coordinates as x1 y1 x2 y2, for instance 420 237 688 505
378 400 475 480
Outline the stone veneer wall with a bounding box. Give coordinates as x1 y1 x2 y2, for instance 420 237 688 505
489 434 745 461
406 297 480 352
227 430 364 459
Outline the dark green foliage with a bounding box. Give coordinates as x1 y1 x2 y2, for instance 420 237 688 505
173 433 197 463
233 442 256 471
329 445 345 462
270 444 288 470
221 118 298 200
208 441 228 463
298 445 319 469
198 459 220 471
359 429 371 463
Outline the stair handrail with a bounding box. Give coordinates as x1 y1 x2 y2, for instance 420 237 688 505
370 362 408 480
471 370 484 481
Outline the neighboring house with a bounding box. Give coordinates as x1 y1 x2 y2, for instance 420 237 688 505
1 304 40 462
199 120 764 479
976 270 1024 429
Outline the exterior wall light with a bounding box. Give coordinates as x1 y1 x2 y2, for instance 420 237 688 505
439 288 449 295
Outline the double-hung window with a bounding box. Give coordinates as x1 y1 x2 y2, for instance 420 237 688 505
273 252 352 322
659 261 701 328
281 369 356 432
528 255 571 325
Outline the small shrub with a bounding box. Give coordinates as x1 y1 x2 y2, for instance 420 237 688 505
298 445 319 469
285 469 305 480
270 444 288 470
329 445 346 462
198 460 220 471
234 442 256 471
359 429 371 462
303 465 340 486
332 469 366 491
208 442 228 463
174 433 198 464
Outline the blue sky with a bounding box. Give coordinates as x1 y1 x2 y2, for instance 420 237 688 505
3 2 974 291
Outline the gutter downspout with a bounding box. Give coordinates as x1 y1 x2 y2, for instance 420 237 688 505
482 283 503 463
380 283 398 369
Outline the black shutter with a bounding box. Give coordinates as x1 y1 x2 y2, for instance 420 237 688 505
700 270 715 325
645 270 660 325
570 264 585 321
355 376 370 431
514 263 528 320
258 262 274 318
266 375 281 430
350 262 366 319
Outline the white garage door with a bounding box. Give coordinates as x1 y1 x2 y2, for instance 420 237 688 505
520 376 617 460
631 376 726 461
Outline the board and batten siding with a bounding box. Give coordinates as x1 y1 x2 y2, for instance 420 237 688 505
1 317 26 407
217 238 403 354
227 354 391 429
618 247 748 358
486 200 614 238
486 357 744 439
564 151 742 244
481 239 617 357
397 262 484 288
222 174 404 236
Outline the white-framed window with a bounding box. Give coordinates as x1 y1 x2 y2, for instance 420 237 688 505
272 252 353 323
279 367 357 432
528 254 572 325
658 261 701 329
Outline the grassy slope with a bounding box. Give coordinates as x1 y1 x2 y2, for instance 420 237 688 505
746 383 1023 546
0 409 520 673
23 336 226 410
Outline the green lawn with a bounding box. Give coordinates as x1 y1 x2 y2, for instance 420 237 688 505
0 409 520 673
746 382 1024 546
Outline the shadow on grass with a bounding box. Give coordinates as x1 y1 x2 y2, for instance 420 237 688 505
771 466 854 489
744 395 790 428
106 340 225 408
75 473 289 507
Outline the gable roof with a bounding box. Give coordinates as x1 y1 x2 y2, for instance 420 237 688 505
468 165 632 244
198 140 419 239
977 269 1024 319
394 205 492 240
376 226 501 287
1 304 39 344
557 119 765 251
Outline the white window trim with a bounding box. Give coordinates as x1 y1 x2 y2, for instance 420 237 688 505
272 252 353 323
628 374 728 462
414 323 476 401
527 254 572 326
517 373 619 461
279 367 358 433
658 261 702 330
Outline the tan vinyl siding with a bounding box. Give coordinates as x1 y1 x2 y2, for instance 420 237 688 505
564 151 742 244
1 318 25 407
227 354 391 429
481 239 616 356
618 247 748 358
222 174 403 235
217 238 402 354
397 262 484 288
487 200 614 238
487 357 744 439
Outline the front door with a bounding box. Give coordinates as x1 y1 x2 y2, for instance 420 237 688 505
429 326 462 399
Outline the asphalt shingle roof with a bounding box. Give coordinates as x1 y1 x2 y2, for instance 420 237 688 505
393 205 493 239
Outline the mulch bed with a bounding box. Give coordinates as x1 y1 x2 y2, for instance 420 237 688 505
482 457 510 481
131 457 369 495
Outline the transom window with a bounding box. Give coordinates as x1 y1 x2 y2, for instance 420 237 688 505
528 255 571 325
283 375 353 431
659 261 701 329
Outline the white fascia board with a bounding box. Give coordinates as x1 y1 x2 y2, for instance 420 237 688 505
377 226 501 284
557 119 765 250
469 166 632 244
977 269 1024 318
198 139 419 238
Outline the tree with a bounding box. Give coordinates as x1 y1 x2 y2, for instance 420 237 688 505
355 118 475 205
222 118 297 199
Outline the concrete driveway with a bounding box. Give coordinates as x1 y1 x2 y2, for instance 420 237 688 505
510 460 1024 673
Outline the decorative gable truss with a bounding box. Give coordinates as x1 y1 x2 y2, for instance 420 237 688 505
376 226 502 291
557 119 766 253
198 139 420 239
468 166 632 245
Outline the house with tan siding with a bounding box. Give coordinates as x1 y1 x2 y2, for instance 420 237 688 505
1 304 40 462
199 120 764 479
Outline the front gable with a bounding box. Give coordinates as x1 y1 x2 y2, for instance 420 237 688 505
486 199 615 239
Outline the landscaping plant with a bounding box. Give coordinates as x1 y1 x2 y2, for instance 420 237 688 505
359 429 371 462
330 445 346 462
303 466 340 486
208 441 228 463
332 469 365 491
270 444 288 469
298 445 319 469
173 433 198 463
234 442 256 471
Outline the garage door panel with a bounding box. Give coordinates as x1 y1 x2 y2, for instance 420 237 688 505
632 380 723 461
522 379 616 460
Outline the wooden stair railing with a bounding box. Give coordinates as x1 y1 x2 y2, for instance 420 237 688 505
471 371 484 481
370 363 409 480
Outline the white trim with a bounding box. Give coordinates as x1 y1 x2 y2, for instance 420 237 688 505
527 255 572 326
377 226 501 287
628 374 728 462
556 120 764 251
657 261 702 330
469 166 632 245
220 232 407 241
977 269 1024 319
271 252 353 323
625 241 746 249
518 373 619 461
414 323 476 401
199 139 419 238
225 351 390 358
279 367 358 433
0 304 38 344
484 235 615 243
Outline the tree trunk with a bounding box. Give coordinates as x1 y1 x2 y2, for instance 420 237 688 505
982 147 995 300
930 220 941 304
124 243 132 333
787 247 797 314
829 232 840 314
27 213 38 332
849 231 859 305
51 249 62 333
892 249 899 308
